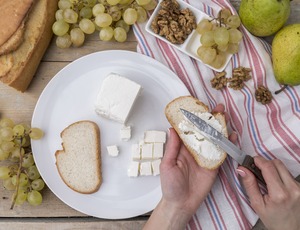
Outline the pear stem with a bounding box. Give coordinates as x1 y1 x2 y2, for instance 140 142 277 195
274 85 288 94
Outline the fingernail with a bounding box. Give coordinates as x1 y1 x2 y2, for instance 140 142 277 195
236 169 246 177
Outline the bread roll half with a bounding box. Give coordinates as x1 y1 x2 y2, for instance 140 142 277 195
165 96 228 170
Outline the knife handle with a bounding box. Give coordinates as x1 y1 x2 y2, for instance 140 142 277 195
242 155 266 186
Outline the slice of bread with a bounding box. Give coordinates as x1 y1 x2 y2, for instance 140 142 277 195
55 121 102 194
165 96 228 170
0 0 57 92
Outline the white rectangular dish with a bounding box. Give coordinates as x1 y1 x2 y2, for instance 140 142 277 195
145 0 233 72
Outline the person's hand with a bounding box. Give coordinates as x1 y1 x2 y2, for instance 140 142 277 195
143 104 237 230
237 156 300 230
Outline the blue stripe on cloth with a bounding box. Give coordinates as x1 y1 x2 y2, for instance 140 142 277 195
287 87 300 113
244 88 272 160
207 195 224 230
132 26 150 57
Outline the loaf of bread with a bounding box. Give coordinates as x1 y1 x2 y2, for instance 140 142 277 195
0 0 57 92
55 121 102 194
165 96 228 169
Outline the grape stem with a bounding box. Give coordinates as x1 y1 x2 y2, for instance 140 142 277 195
10 136 24 210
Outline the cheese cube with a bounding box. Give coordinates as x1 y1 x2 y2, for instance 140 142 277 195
127 161 139 177
140 162 152 176
120 125 131 141
144 130 166 143
107 145 119 157
141 143 153 160
152 159 161 176
131 143 141 160
153 142 164 159
95 73 142 124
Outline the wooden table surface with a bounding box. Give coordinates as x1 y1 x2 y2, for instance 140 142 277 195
1 1 299 229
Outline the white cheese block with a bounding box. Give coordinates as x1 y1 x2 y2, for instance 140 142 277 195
131 143 141 160
153 142 164 159
144 130 166 143
95 73 142 124
127 161 139 177
152 159 161 176
107 145 119 157
120 125 131 141
140 162 152 176
141 143 153 160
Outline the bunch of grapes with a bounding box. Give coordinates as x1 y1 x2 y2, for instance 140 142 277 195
196 8 243 69
53 0 157 48
0 118 44 209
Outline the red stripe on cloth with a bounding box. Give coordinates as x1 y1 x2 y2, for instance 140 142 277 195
210 191 227 229
134 24 156 58
204 200 218 230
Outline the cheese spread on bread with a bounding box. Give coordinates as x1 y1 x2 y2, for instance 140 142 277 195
178 112 224 161
95 73 142 124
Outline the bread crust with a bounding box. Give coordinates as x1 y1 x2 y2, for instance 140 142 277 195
55 120 102 194
165 96 228 170
0 0 57 92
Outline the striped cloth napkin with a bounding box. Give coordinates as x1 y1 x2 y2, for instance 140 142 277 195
133 0 300 229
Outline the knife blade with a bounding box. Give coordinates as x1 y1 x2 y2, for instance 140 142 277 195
180 108 266 186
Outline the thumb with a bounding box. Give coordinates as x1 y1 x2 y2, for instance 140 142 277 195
237 166 265 213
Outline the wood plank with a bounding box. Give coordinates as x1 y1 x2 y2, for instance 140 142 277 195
0 218 147 230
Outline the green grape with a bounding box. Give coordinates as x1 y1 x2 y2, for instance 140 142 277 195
10 147 25 162
70 28 85 47
99 26 114 41
107 0 120 5
210 52 227 69
13 137 26 147
55 9 64 20
27 190 43 206
0 118 14 128
95 13 113 27
119 0 133 4
0 127 14 141
227 43 239 54
31 179 45 191
84 0 97 7
228 28 243 43
114 27 127 42
0 148 10 161
123 8 137 25
13 124 25 136
136 7 147 23
200 31 215 46
92 4 105 16
52 20 70 36
142 0 157 11
217 43 228 52
1 141 15 153
29 128 44 140
0 166 10 180
27 165 41 180
14 189 28 205
135 0 151 6
218 8 231 22
197 46 217 65
56 34 72 49
22 153 35 168
109 6 122 21
80 6 93 19
11 173 29 187
115 20 130 32
58 0 73 10
196 19 213 35
79 18 95 34
214 27 229 46
3 178 16 190
63 8 78 24
226 15 241 28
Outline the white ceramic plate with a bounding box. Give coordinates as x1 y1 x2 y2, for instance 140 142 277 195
145 0 233 72
31 50 190 219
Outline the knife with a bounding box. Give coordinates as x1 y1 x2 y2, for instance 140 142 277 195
180 108 266 186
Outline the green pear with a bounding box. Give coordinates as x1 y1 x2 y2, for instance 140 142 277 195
239 0 290 37
272 24 300 93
